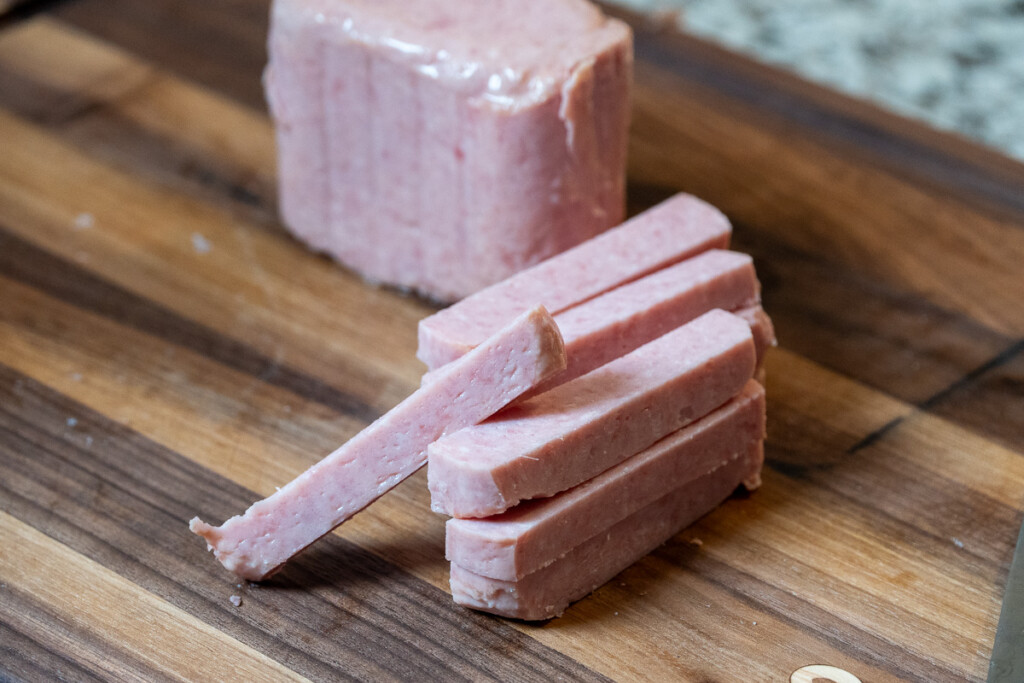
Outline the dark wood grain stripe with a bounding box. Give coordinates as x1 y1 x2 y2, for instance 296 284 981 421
0 583 163 682
52 0 270 110
0 64 279 225
847 339 1024 454
0 0 68 31
0 364 608 682
927 349 1024 454
732 218 1015 405
648 544 968 683
0 226 380 425
765 444 1017 570
0 619 103 683
628 180 1016 409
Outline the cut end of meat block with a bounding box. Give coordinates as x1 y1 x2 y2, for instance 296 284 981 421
741 439 766 491
189 517 216 548
734 304 777 367
449 562 569 621
428 453 509 518
189 516 279 582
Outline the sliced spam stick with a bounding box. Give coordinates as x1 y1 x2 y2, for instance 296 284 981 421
450 439 764 620
446 380 765 581
421 249 759 395
417 194 731 370
190 306 566 581
735 303 776 367
428 309 756 519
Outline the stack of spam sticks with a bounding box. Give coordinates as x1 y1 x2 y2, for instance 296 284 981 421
418 194 774 619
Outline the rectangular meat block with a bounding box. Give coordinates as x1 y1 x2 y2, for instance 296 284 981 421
266 0 632 302
449 440 764 620
190 306 566 581
417 193 732 369
428 309 756 518
446 380 765 580
421 249 760 395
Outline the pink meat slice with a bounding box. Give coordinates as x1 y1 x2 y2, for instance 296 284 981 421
421 249 759 396
449 439 764 620
446 380 765 580
190 306 567 581
734 303 776 368
428 309 756 519
266 0 632 302
417 193 732 369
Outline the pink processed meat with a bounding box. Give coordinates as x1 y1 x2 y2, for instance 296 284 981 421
190 306 566 581
446 380 765 580
449 440 764 620
266 0 632 302
735 304 776 368
421 249 760 395
417 194 732 369
428 309 756 519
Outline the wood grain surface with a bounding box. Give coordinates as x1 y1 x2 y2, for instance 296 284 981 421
1 2 1022 681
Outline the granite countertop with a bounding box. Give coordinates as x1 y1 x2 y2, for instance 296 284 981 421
612 0 1024 161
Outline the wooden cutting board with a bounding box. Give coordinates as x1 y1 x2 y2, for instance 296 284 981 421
1 2 1022 681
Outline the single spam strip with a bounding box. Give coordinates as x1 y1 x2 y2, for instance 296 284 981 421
428 309 756 519
735 303 776 367
190 306 566 580
417 194 731 370
449 440 764 620
446 380 765 580
421 249 761 396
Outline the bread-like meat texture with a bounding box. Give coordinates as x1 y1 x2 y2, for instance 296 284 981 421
428 309 756 519
190 306 566 581
266 0 632 302
449 439 764 620
421 249 761 397
447 380 765 581
417 194 731 369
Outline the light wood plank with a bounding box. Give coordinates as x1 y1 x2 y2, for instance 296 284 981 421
0 105 427 410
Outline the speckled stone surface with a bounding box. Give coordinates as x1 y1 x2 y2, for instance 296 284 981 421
611 0 1024 161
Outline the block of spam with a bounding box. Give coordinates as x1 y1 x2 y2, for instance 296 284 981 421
265 0 633 302
428 309 756 518
421 249 763 395
417 193 732 369
190 306 566 581
446 380 765 581
449 439 764 620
